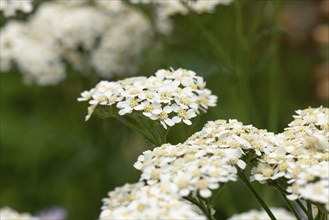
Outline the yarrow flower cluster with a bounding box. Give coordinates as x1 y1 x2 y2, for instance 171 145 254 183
130 0 234 34
228 208 295 220
0 207 66 220
0 207 38 220
0 1 152 85
78 68 217 129
0 0 33 17
250 106 329 211
131 0 233 16
134 119 276 198
99 182 206 219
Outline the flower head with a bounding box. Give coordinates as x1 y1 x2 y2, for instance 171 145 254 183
250 107 329 210
99 182 206 219
78 68 217 129
0 207 39 220
228 208 295 220
0 0 33 17
134 119 274 198
130 0 234 34
0 1 152 85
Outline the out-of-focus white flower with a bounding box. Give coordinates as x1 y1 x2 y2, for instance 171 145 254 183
0 207 39 220
78 68 217 128
99 182 206 219
0 20 66 85
91 7 153 78
13 34 65 86
250 106 329 211
130 0 234 34
0 1 152 86
228 208 295 220
36 207 66 220
131 0 233 15
191 0 233 12
0 0 33 17
134 119 274 198
0 21 26 72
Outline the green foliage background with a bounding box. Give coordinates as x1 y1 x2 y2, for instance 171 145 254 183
0 0 327 219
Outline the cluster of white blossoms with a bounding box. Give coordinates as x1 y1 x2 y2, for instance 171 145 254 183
78 68 217 128
0 20 65 85
250 106 329 211
131 0 233 16
228 208 295 220
0 1 152 85
99 182 206 219
0 0 33 17
0 207 39 220
134 119 276 198
130 0 233 34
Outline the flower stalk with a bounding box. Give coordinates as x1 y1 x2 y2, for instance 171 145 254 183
278 191 301 220
185 195 216 220
238 170 277 220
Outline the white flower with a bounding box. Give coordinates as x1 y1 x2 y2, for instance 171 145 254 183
250 107 329 211
131 0 234 17
172 107 197 125
149 105 175 129
228 208 295 220
134 119 271 199
0 207 39 220
1 1 152 85
79 68 217 129
299 180 329 204
99 182 206 219
117 97 141 116
130 0 234 35
189 0 234 13
0 0 33 17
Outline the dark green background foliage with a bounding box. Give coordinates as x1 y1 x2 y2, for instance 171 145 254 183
0 1 327 219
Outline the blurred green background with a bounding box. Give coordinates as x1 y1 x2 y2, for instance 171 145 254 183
1 0 328 219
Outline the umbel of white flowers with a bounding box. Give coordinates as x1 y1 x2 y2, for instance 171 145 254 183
0 207 38 220
250 106 329 211
134 119 277 198
0 0 152 85
78 68 217 129
228 208 295 220
0 0 33 17
99 182 206 219
130 0 234 34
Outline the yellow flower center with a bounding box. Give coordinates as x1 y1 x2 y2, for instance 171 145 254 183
158 111 168 120
177 179 188 189
129 99 138 108
144 103 154 112
160 91 171 100
262 168 274 177
196 179 208 189
180 97 191 105
178 109 188 119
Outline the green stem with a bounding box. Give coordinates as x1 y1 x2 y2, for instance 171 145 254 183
234 0 253 123
238 171 276 220
273 184 309 217
278 191 301 220
296 199 308 216
250 1 267 39
185 195 216 220
306 201 313 220
137 117 162 146
191 13 232 70
267 0 285 132
154 123 166 144
114 115 157 146
314 205 328 220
